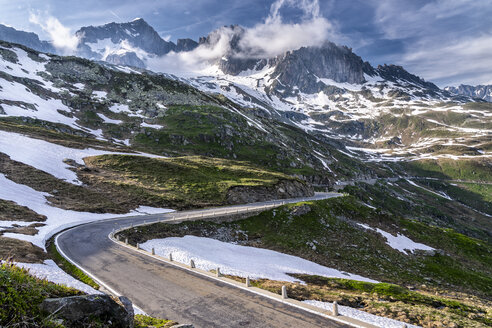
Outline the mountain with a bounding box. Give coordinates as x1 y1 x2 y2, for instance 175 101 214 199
445 84 492 102
177 25 489 161
1 20 490 162
0 24 55 53
76 18 197 68
69 21 491 161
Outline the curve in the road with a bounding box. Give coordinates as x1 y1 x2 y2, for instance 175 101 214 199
55 193 372 328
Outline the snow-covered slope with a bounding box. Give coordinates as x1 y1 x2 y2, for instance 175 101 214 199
76 18 197 68
176 60 491 161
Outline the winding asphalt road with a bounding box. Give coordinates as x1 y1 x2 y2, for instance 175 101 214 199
56 193 354 328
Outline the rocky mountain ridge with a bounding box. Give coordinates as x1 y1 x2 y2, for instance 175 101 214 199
76 18 198 68
445 84 492 102
0 24 55 54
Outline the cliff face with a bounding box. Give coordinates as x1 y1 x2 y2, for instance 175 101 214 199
267 42 366 94
196 25 368 94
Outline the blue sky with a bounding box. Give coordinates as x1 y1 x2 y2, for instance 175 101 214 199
1 0 491 86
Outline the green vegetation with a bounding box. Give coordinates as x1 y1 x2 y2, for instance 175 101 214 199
458 182 492 202
270 275 491 327
47 239 100 289
414 179 492 216
0 198 46 222
402 158 492 182
0 262 177 327
297 276 481 314
0 262 81 327
134 315 177 328
82 154 303 209
132 104 300 172
343 179 492 242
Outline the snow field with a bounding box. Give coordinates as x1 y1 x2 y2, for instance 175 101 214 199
140 235 377 283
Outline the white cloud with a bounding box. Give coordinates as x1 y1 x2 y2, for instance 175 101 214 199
29 12 79 54
398 35 492 86
148 0 340 74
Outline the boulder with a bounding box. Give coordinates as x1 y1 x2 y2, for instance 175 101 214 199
40 294 134 328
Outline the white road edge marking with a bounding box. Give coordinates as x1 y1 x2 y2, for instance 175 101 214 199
55 230 147 315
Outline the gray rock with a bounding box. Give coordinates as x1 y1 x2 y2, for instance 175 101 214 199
376 64 439 91
106 52 145 68
226 179 314 204
176 38 198 52
291 204 311 216
40 294 134 328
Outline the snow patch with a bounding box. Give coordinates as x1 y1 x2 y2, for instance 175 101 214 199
0 131 147 185
357 223 434 255
97 113 123 125
304 300 420 328
16 260 101 294
141 235 377 283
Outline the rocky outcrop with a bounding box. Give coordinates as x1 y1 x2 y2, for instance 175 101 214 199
226 179 314 204
269 42 367 94
40 294 134 328
376 64 439 90
176 38 199 52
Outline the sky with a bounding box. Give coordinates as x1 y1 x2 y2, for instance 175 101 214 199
0 0 491 87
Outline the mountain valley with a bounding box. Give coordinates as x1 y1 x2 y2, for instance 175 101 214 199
0 15 491 328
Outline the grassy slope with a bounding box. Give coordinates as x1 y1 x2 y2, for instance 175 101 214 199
120 197 492 298
0 262 81 327
131 104 321 176
401 158 492 182
0 198 46 222
0 263 175 328
81 154 302 209
344 179 492 242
